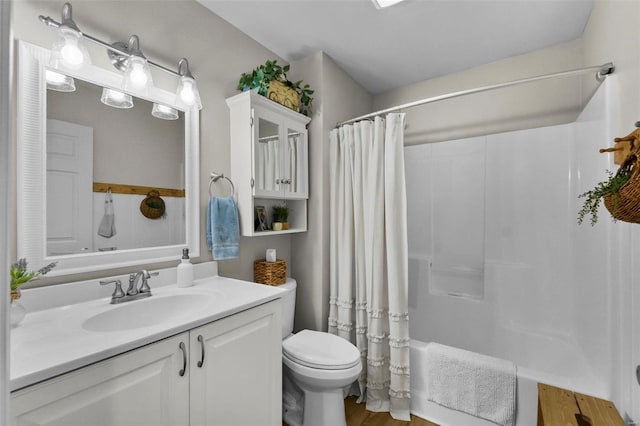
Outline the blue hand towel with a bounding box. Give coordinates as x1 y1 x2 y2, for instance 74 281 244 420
206 196 240 260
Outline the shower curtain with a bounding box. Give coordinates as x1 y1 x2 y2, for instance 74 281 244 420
328 113 411 420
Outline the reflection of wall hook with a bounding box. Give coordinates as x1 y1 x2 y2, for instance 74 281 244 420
209 172 235 198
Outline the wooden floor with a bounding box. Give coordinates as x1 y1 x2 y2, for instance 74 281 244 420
284 396 438 426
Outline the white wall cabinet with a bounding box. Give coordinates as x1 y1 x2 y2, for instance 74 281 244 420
227 91 311 236
11 301 281 426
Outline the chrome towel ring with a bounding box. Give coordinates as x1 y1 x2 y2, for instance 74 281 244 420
208 172 235 198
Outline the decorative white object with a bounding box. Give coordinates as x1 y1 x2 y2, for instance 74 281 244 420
176 248 194 287
227 90 310 236
266 249 276 262
10 296 26 328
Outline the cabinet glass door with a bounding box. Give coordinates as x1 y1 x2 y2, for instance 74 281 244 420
254 116 282 198
283 126 308 199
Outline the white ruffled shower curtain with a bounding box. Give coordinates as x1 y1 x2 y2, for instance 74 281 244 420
328 113 411 420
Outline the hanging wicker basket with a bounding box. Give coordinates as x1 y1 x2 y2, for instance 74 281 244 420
603 141 640 223
140 190 166 219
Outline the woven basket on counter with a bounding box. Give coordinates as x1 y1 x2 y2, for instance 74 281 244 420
604 140 640 223
254 259 287 285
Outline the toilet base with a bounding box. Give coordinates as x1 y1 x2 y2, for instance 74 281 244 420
302 388 346 426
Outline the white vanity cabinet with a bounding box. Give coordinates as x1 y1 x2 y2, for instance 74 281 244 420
10 334 190 426
11 300 281 426
227 91 311 236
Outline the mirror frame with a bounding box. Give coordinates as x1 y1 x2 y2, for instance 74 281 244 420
16 40 200 277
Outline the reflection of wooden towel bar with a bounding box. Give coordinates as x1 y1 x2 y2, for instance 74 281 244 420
93 182 185 197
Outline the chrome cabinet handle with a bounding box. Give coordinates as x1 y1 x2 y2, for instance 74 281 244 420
178 342 187 377
275 178 280 184
197 335 205 368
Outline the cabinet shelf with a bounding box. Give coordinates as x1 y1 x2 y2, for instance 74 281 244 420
227 91 311 237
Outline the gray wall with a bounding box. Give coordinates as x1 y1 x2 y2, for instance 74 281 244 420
289 52 373 332
373 39 586 145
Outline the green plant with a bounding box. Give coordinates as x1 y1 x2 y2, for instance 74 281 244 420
237 59 314 116
578 170 631 226
272 205 289 223
10 258 57 292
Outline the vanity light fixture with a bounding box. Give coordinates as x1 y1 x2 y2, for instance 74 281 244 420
152 103 179 120
47 3 90 70
45 69 76 92
176 58 202 109
108 35 153 93
39 3 202 110
100 88 134 109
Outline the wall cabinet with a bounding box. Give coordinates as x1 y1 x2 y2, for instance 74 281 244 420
227 91 311 236
11 301 281 426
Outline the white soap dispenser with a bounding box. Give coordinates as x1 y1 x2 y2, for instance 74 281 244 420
177 248 194 287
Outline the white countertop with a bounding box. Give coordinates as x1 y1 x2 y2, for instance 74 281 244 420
10 269 285 392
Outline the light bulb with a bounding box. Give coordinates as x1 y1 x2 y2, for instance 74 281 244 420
60 37 83 66
123 55 152 92
180 79 196 105
50 27 90 70
129 62 148 87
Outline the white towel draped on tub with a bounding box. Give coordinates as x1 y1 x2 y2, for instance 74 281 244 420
425 342 516 426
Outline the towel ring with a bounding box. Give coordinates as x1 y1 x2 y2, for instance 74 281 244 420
209 172 235 198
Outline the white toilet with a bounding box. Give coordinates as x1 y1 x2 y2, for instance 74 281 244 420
280 278 362 426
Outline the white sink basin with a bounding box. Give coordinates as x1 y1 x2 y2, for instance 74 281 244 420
82 293 217 332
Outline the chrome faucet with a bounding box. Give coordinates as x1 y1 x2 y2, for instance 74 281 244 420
100 270 159 304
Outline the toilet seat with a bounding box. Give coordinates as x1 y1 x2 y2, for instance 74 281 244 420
283 330 361 370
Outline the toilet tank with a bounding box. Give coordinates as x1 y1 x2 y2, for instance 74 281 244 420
280 278 297 339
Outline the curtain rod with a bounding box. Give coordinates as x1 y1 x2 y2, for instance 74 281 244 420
336 62 615 127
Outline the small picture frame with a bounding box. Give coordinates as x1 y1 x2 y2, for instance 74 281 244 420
255 205 268 231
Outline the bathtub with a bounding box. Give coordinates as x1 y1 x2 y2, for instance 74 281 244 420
410 340 538 426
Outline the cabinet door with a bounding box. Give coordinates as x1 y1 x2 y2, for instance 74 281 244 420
11 334 190 426
254 109 284 198
282 122 308 200
190 301 282 426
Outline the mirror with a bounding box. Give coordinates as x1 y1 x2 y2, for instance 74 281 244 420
17 41 200 276
46 78 185 255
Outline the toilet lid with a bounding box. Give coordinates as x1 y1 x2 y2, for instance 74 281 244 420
283 330 361 370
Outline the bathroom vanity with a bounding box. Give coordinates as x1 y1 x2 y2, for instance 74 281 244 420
10 266 284 426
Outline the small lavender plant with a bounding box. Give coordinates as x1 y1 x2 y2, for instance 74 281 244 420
10 258 57 292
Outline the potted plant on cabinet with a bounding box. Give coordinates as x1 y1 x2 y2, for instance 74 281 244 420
272 205 289 231
237 59 314 116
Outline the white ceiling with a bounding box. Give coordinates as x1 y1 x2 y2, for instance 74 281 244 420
198 0 594 94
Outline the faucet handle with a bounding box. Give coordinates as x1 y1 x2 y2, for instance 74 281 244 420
140 271 159 294
100 279 125 300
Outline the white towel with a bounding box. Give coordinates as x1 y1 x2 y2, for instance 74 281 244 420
97 188 116 238
425 342 516 426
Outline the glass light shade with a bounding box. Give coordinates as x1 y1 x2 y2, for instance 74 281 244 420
101 88 134 109
49 27 91 70
176 76 202 110
123 55 153 92
45 69 76 92
152 103 179 120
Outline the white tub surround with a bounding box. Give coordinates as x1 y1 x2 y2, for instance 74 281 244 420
10 262 285 391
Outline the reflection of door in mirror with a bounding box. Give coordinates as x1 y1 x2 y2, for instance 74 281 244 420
47 119 94 256
255 117 280 196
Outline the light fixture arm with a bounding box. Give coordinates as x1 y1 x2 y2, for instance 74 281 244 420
39 3 185 78
178 58 194 79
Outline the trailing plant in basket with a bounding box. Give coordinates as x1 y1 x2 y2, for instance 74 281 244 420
577 170 631 226
237 59 314 116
